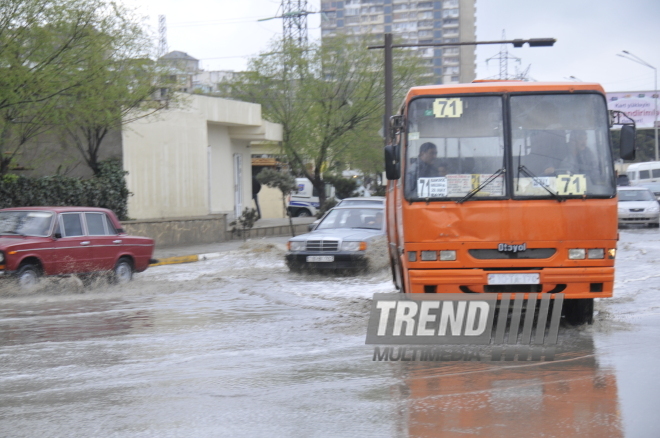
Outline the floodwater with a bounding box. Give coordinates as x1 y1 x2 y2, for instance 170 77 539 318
1 233 660 438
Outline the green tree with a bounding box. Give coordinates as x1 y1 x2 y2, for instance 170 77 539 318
224 35 425 206
0 0 169 175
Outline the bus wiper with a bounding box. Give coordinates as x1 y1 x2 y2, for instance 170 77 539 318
457 168 506 204
518 165 565 202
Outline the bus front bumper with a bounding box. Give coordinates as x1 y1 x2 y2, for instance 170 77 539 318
407 267 614 298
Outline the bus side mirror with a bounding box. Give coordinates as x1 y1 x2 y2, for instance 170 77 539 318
384 144 400 180
620 125 636 161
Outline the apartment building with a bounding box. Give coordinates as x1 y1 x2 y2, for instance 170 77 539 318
320 0 476 84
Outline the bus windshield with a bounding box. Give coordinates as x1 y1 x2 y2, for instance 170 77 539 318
404 93 615 201
511 94 615 198
405 96 505 200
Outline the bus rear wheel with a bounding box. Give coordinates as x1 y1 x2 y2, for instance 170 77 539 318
563 298 594 325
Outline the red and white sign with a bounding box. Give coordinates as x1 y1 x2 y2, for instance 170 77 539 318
607 91 659 129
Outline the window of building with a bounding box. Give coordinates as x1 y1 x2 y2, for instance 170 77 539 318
444 47 459 55
444 57 459 64
451 75 460 82
418 20 433 28
393 12 408 20
443 18 459 25
418 30 433 38
345 7 360 16
443 0 459 7
417 2 433 9
443 8 459 18
444 38 459 43
444 66 459 74
418 11 433 19
392 3 409 11
419 48 433 57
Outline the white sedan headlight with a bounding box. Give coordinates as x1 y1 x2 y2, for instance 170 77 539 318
647 204 659 213
289 241 306 251
341 241 367 251
618 208 626 214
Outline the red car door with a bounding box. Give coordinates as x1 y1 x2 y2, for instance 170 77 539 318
84 212 122 271
53 213 93 274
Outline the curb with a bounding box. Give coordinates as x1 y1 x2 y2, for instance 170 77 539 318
150 252 222 267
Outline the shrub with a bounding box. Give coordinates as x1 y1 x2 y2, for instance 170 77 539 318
0 159 131 220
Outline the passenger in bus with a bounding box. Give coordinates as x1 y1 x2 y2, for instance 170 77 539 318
437 161 449 177
406 142 439 196
544 131 596 177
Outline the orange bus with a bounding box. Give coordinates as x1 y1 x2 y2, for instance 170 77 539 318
384 81 636 325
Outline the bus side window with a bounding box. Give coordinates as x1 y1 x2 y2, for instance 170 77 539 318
653 169 660 178
640 170 650 180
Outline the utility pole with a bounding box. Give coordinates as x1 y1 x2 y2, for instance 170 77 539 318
158 15 168 57
618 51 659 161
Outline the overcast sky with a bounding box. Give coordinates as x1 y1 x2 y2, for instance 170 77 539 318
125 0 660 92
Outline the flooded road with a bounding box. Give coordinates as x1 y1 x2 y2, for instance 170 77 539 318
1 233 660 437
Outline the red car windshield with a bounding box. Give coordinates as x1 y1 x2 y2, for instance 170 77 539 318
0 211 54 237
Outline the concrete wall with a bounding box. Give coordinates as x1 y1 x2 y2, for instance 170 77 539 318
123 104 209 220
123 215 226 248
122 94 282 221
17 129 123 179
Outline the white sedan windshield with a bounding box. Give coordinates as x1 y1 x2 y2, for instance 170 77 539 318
316 208 383 230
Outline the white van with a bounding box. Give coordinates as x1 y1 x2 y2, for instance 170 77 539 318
626 161 660 186
287 178 335 217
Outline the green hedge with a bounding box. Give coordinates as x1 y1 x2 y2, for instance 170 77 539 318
0 160 131 220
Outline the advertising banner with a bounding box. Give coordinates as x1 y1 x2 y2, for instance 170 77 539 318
607 91 659 129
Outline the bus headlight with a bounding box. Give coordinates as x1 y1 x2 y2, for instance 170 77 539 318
587 249 604 259
568 249 586 259
439 250 456 261
420 251 436 261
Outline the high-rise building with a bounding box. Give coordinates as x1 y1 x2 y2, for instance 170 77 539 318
320 0 476 85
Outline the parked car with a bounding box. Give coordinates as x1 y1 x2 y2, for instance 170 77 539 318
286 205 388 272
617 187 660 227
0 207 156 288
307 197 385 231
287 178 336 217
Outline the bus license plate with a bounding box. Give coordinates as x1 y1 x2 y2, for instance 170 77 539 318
307 256 334 262
487 273 539 285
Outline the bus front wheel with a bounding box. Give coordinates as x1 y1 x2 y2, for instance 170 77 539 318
563 298 594 325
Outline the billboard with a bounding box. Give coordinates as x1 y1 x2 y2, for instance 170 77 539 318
607 91 659 129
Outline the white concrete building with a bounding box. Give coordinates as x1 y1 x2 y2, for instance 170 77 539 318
122 94 282 220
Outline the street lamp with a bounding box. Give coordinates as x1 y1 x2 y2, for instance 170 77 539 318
617 50 658 161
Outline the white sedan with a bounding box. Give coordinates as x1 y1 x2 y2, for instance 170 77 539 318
618 186 660 227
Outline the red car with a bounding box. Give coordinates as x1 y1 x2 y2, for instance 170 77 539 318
0 207 155 288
